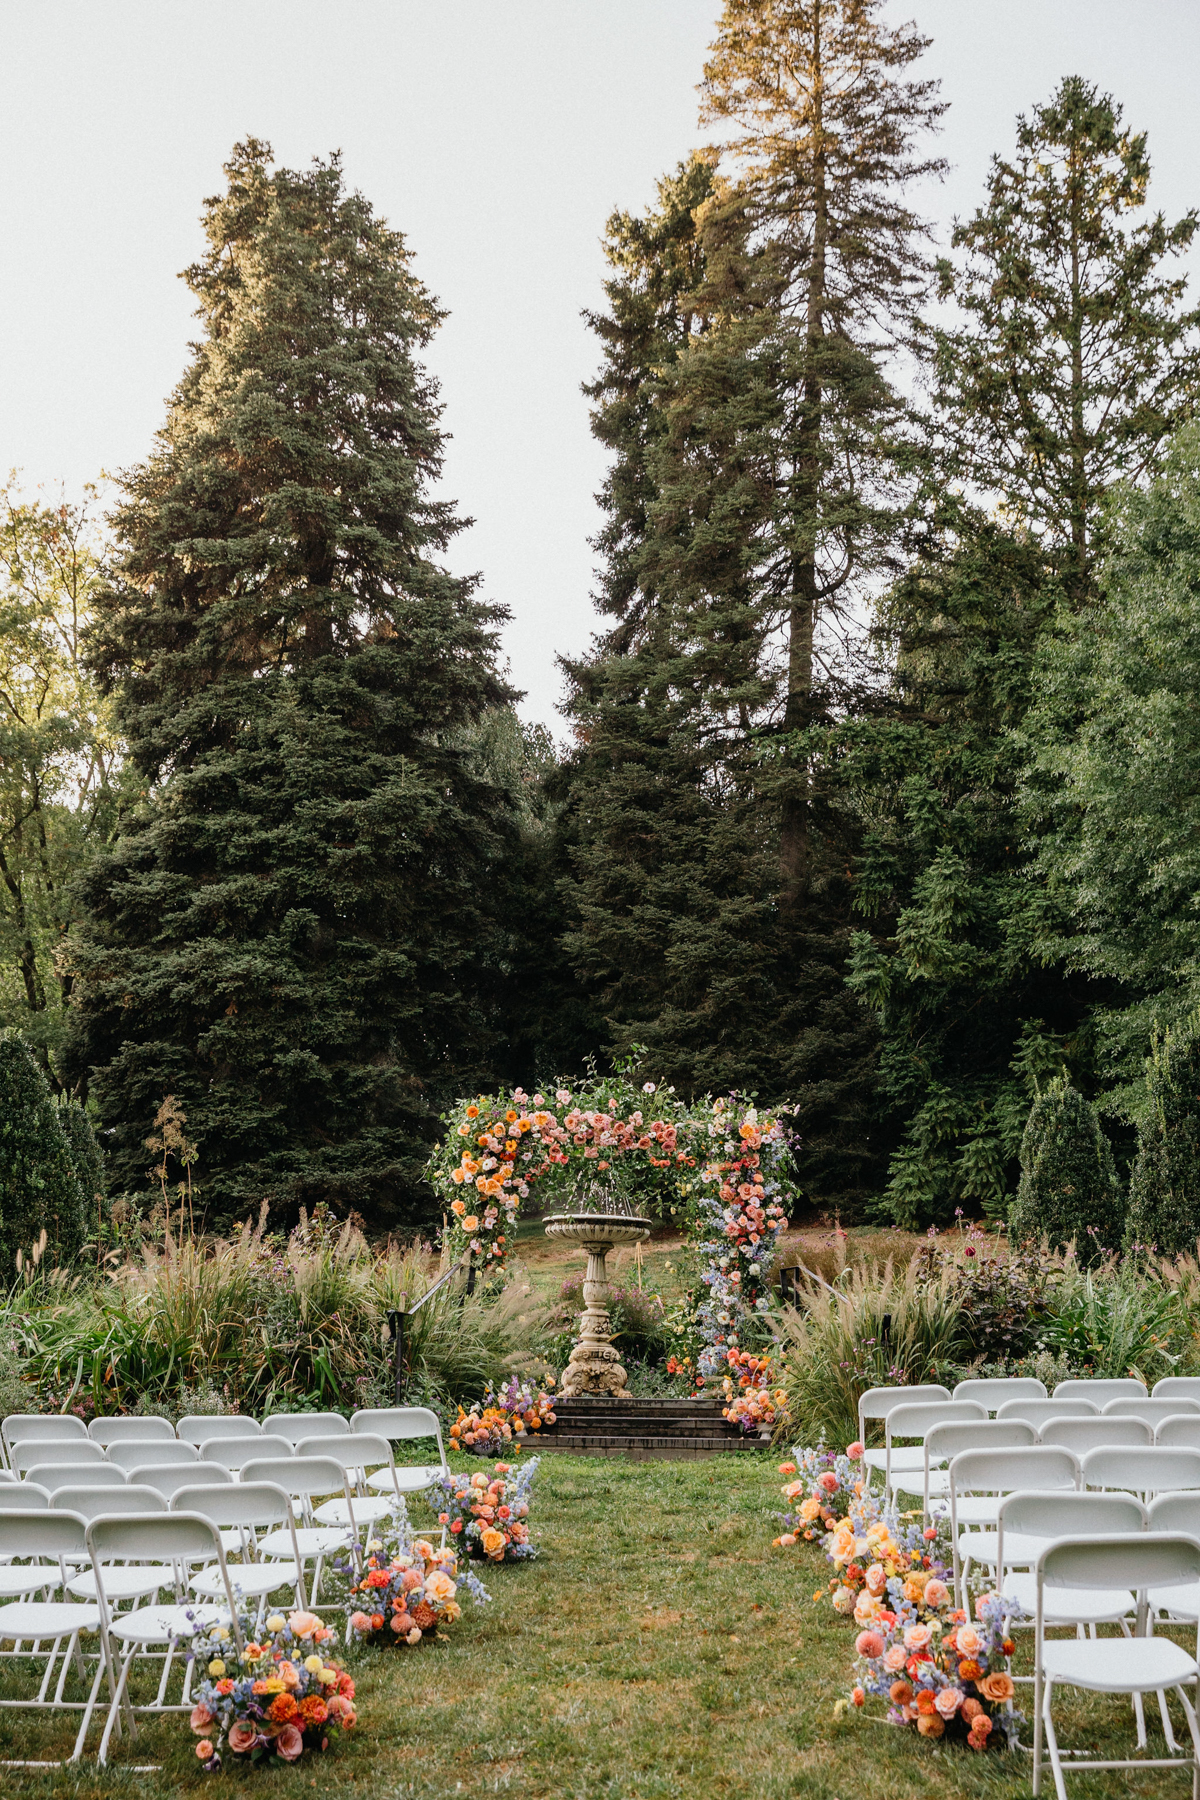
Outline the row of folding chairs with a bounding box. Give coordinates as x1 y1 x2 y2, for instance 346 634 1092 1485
1 1404 447 1466
0 1497 279 1765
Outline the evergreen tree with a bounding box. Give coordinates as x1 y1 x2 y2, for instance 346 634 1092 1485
65 142 513 1229
934 76 1200 601
57 1098 105 1227
1127 1012 1200 1255
0 1029 86 1271
1008 1075 1124 1260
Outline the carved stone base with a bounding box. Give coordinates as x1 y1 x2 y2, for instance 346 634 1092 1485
543 1213 652 1402
560 1339 631 1399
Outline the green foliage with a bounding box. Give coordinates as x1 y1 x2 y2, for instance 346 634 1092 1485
1025 430 1200 1106
1008 1077 1124 1259
64 141 514 1229
0 484 124 1079
0 1029 85 1274
1126 1012 1200 1255
57 1098 105 1213
1037 1256 1186 1382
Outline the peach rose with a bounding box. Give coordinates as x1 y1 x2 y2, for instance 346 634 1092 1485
818 1471 839 1493
326 1694 354 1723
923 1579 950 1609
956 1624 982 1656
228 1720 259 1755
935 1687 963 1719
865 1563 887 1595
195 1740 214 1761
190 1703 215 1733
903 1623 932 1652
883 1644 908 1672
287 1611 321 1639
978 1672 1015 1703
847 1441 864 1460
275 1723 304 1762
424 1570 457 1604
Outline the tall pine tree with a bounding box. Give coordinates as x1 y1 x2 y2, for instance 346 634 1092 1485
840 78 1200 1221
65 142 513 1229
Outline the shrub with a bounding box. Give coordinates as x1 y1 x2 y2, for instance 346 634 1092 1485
1127 1012 1200 1255
58 1100 106 1226
0 1032 86 1274
1008 1078 1124 1259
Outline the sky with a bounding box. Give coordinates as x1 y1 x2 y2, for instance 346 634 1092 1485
2 1 1199 731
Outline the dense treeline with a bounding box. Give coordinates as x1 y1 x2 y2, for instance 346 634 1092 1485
6 1 1200 1238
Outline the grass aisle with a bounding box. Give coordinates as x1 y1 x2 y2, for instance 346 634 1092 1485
0 1454 1184 1798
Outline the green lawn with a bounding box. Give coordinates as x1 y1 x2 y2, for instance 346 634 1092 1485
0 1453 1191 1798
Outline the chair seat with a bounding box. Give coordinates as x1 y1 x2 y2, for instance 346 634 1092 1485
959 1529 1046 1567
1002 1570 1135 1624
105 1603 229 1644
1043 1634 1197 1693
190 1563 301 1598
1149 1580 1200 1621
0 1564 62 1598
68 1566 174 1602
951 1497 1003 1526
862 1448 925 1474
259 1527 349 1559
894 1469 950 1499
313 1496 397 1526
366 1467 442 1494
0 1600 101 1637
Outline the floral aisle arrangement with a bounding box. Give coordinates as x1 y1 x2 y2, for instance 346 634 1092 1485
449 1378 557 1455
188 1610 355 1770
773 1444 869 1543
848 1590 1023 1751
824 1504 948 1623
693 1100 790 1375
347 1528 490 1647
427 1458 540 1561
721 1349 787 1433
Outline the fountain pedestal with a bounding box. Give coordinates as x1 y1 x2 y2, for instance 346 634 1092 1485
544 1212 652 1398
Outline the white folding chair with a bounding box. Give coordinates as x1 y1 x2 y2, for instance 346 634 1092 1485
106 1440 197 1474
262 1412 349 1444
896 1418 1036 1516
129 1464 234 1504
176 1416 261 1448
0 1508 107 1763
1053 1377 1148 1405
10 1441 106 1477
199 1435 292 1473
52 1488 174 1607
997 1489 1145 1632
882 1400 987 1499
1104 1397 1200 1424
239 1454 357 1606
87 1418 176 1447
1033 1533 1200 1797
953 1376 1047 1412
2 1416 88 1470
1148 1495 1200 1623
173 1481 307 1619
88 1512 242 1766
1039 1418 1153 1454
1155 1378 1200 1403
0 1488 70 1602
996 1397 1100 1427
298 1432 410 1529
855 1385 950 1482
1082 1445 1200 1498
351 1406 451 1494
947 1447 1080 1608
1159 1416 1200 1450
26 1465 128 1496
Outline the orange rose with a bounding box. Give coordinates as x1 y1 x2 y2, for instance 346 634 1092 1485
978 1673 1015 1703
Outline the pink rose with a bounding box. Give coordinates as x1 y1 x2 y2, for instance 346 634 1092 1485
846 1441 864 1460
190 1702 215 1733
275 1723 304 1762
855 1630 885 1659
883 1645 908 1672
865 1563 887 1595
227 1720 259 1756
326 1695 353 1722
924 1579 950 1609
957 1624 982 1656
903 1624 932 1651
935 1687 963 1719
818 1472 839 1493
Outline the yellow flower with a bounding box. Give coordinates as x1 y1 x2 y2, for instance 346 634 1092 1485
207 1659 226 1677
211 1626 229 1642
304 1655 323 1673
266 1616 286 1634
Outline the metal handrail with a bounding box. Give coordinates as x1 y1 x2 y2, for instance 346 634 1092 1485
385 1255 474 1402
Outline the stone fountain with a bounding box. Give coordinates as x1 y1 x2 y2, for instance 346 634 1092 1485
544 1190 652 1398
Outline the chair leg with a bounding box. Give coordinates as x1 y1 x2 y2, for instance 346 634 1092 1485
1174 1682 1200 1800
1042 1678 1070 1800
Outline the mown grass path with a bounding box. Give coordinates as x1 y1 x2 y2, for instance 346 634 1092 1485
0 1453 1183 1798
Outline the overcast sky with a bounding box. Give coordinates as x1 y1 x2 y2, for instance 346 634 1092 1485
3 1 1199 730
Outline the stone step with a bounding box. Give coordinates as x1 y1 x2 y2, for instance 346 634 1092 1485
537 1432 754 1459
552 1396 725 1417
546 1416 742 1438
